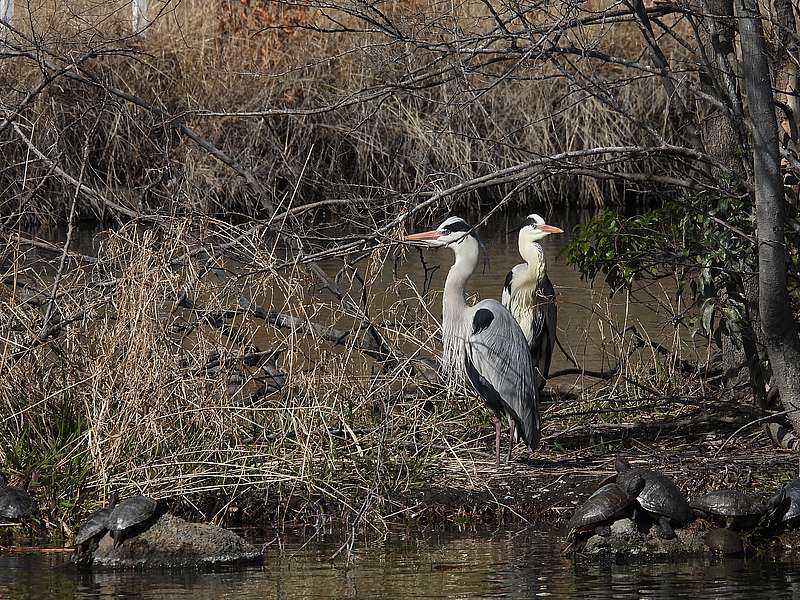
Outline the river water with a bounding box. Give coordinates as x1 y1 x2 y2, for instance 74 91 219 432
381 209 695 376
3 529 800 599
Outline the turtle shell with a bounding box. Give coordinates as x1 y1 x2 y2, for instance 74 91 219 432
768 480 800 524
0 485 38 520
107 496 158 533
618 466 689 524
690 490 766 517
569 483 636 532
75 506 114 546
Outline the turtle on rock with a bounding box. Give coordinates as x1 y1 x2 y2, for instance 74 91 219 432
614 456 690 539
765 480 800 529
566 473 646 550
73 492 120 562
690 490 767 530
0 474 38 522
107 495 160 547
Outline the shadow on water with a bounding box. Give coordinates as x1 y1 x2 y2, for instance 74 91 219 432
3 529 800 599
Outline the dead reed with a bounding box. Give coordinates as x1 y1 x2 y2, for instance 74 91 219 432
0 0 693 225
0 215 718 536
0 0 728 538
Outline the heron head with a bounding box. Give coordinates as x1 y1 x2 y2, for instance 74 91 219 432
519 213 563 243
404 216 474 247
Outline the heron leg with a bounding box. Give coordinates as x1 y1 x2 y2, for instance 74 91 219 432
507 421 516 463
494 417 501 467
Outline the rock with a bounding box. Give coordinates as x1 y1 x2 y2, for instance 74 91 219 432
610 518 637 536
704 527 743 555
583 534 608 553
580 523 708 557
91 513 262 568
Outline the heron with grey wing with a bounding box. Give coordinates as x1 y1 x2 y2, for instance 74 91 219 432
502 214 563 390
405 216 541 465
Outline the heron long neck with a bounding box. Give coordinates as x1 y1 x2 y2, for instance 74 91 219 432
519 240 546 286
441 237 479 383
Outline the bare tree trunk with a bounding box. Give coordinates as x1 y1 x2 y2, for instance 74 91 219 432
0 0 12 25
695 0 767 405
738 0 800 431
132 0 148 34
773 0 799 144
696 0 748 176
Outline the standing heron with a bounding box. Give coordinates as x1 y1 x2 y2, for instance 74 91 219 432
405 216 540 465
502 214 563 390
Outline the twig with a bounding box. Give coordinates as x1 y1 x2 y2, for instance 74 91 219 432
39 128 91 338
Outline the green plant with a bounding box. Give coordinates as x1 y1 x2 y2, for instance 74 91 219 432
566 194 760 346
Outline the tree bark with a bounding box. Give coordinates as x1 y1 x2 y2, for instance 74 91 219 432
696 0 766 405
738 0 800 432
696 0 749 177
772 0 799 144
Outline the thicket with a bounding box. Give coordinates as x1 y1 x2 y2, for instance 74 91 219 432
2 0 799 539
0 0 688 225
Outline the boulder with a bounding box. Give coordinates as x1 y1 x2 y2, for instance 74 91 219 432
91 513 262 568
582 521 708 557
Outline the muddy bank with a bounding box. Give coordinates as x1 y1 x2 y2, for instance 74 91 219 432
408 441 798 527
2 434 798 557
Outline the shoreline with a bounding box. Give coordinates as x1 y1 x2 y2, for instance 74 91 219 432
2 438 797 549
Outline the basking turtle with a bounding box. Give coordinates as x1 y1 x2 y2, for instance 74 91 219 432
75 492 119 552
106 495 159 546
690 490 766 530
568 474 646 543
615 456 690 539
765 479 800 528
0 475 38 521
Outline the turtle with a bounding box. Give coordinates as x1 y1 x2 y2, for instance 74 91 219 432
106 495 159 547
704 527 744 555
764 479 800 528
0 475 38 521
74 492 119 552
615 456 690 539
690 490 767 530
567 473 646 546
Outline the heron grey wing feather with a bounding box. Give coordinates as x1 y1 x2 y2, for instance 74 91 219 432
502 264 526 309
465 299 541 450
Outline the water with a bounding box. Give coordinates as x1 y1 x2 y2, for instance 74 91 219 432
31 209 694 378
2 529 800 599
377 210 694 376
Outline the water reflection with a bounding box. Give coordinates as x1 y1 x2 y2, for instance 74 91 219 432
3 530 800 599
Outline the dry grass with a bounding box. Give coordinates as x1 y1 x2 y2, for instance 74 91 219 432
0 214 724 536
0 0 695 225
0 0 744 539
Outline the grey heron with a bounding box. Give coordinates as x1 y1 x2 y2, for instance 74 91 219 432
405 216 541 465
502 214 563 390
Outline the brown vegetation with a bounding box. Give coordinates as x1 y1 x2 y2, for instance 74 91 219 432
0 0 691 225
0 210 772 537
2 0 799 543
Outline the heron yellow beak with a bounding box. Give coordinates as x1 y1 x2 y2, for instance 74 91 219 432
536 224 564 234
404 230 443 241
